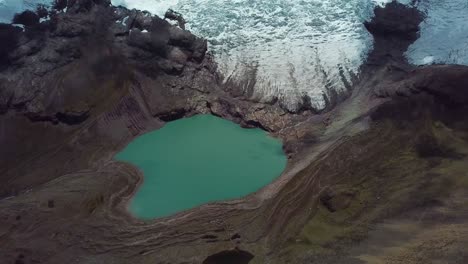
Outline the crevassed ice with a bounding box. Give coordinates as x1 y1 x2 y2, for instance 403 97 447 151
113 0 381 110
406 0 468 66
111 0 468 110
371 0 468 66
2 0 468 110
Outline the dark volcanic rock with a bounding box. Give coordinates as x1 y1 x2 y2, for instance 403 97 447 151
164 9 186 30
362 3 468 131
0 24 22 69
364 1 423 41
36 5 50 18
55 110 90 124
67 0 110 13
13 11 40 26
54 0 68 11
313 2 426 113
363 1 424 68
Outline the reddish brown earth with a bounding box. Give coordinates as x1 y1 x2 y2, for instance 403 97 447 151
0 1 467 263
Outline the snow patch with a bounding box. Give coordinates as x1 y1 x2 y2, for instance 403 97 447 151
40 15 50 23
12 23 25 31
422 56 435 64
110 0 179 17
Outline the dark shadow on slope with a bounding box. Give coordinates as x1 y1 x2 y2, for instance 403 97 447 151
203 249 254 264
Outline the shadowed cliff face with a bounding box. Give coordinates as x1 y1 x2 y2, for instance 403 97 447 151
0 24 22 71
1 1 468 264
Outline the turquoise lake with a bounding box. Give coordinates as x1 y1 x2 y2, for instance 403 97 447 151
115 114 287 219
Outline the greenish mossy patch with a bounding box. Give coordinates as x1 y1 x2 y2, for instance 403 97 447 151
279 117 468 260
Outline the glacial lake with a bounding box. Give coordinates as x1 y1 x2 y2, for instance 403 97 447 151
115 114 287 219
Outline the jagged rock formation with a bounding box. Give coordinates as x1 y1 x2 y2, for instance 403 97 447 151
0 1 467 264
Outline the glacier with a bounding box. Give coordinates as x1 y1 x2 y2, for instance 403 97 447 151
1 0 467 110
